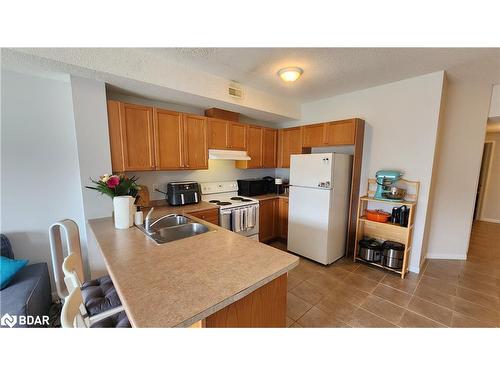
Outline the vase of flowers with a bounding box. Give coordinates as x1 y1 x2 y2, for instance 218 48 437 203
86 174 141 229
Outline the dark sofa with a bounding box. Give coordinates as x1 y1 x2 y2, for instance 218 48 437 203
0 234 52 328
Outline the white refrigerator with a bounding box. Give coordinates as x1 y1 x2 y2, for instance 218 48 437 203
287 153 352 265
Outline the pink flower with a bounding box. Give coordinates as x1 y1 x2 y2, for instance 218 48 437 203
106 175 120 188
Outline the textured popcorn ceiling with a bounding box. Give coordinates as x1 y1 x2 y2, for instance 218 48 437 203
141 48 500 102
4 48 499 122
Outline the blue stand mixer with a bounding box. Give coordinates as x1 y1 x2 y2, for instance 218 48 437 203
374 170 405 201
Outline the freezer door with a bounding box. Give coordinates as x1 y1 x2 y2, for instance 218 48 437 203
290 153 334 188
287 186 334 264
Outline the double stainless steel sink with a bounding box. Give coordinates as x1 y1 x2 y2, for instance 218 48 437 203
137 214 214 244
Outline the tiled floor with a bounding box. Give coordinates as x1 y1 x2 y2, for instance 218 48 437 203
270 221 500 328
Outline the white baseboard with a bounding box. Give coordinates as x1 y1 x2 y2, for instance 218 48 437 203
426 253 467 260
409 265 420 274
480 217 500 223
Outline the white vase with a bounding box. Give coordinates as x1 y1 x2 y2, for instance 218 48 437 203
113 196 135 229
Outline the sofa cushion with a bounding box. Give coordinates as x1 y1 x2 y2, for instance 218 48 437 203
0 263 52 327
1 234 14 259
81 276 122 316
1 256 28 290
90 310 131 328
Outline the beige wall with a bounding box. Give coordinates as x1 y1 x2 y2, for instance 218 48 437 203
481 132 500 222
489 84 500 117
424 57 500 260
278 72 445 273
1 69 87 290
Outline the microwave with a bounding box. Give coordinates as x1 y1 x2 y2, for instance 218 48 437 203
237 179 267 197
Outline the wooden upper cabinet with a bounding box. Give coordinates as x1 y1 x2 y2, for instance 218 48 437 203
183 114 208 170
302 124 325 147
324 120 355 145
235 125 277 170
300 120 356 148
228 122 247 149
207 119 247 150
154 109 184 170
207 118 228 149
120 103 155 171
245 126 263 168
107 100 125 172
278 127 302 168
262 128 277 168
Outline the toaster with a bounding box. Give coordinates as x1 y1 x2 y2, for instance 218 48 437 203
166 181 200 206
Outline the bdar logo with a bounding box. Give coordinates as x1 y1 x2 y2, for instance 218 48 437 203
1 313 17 328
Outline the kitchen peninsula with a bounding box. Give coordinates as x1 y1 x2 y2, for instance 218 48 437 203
88 214 299 327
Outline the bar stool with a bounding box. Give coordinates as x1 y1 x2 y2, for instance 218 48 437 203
61 253 130 328
49 219 122 316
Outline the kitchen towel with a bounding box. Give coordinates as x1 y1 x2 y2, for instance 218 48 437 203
247 206 256 228
242 208 248 231
232 209 242 232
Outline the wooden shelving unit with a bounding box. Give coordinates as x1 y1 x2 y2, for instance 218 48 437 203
353 179 419 279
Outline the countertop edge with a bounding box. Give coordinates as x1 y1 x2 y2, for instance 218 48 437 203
87 217 299 328
86 223 140 328
253 194 289 201
175 258 300 327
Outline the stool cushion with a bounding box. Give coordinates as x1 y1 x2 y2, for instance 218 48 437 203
90 310 131 328
81 276 122 316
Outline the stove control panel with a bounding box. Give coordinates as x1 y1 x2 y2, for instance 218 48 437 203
200 181 239 195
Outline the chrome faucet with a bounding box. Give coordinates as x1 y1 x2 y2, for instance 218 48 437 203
144 209 178 234
144 208 155 234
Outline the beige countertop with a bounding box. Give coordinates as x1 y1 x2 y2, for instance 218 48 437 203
88 215 299 327
141 200 218 218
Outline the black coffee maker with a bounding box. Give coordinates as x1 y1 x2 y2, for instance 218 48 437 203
262 176 285 194
390 205 410 227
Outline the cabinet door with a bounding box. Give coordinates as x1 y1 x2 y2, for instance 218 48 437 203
154 109 184 169
188 208 219 225
107 100 125 172
324 120 355 145
228 122 247 150
246 126 263 168
262 128 277 168
183 114 208 169
121 103 155 171
259 198 277 242
207 118 229 149
278 127 302 168
279 198 289 239
302 124 325 147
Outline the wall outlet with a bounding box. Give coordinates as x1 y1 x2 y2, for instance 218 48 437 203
152 184 159 193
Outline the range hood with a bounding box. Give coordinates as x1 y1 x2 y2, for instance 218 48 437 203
208 149 251 160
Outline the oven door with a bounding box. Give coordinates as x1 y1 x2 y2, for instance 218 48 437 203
220 205 259 238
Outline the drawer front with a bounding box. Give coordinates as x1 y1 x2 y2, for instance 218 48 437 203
188 208 219 225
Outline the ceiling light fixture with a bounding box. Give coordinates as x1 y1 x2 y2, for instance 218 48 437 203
278 67 303 82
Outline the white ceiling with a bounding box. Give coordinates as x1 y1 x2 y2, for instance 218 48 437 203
141 48 500 102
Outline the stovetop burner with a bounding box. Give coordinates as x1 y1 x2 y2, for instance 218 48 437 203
216 201 232 206
209 200 220 203
230 196 253 202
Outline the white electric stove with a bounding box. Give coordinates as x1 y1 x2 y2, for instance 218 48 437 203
200 181 260 240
